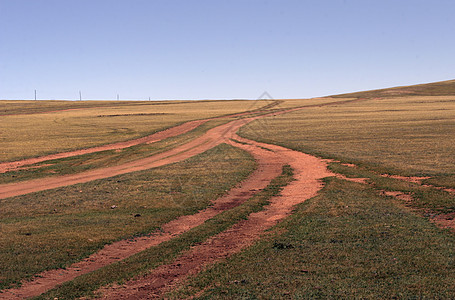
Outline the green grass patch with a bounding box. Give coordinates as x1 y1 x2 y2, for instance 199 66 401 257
0 144 255 290
169 178 455 299
34 165 294 299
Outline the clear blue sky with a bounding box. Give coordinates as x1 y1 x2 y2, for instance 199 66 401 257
1 0 454 100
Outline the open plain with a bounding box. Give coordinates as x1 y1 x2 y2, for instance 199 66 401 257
1 80 455 299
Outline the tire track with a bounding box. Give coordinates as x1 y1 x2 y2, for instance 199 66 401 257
0 97 366 298
0 97 364 174
0 138 284 300
99 135 333 299
0 98 368 199
0 118 253 200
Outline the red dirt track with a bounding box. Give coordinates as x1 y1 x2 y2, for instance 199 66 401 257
0 133 285 299
0 97 366 175
100 135 333 299
0 120 208 174
0 118 255 200
0 101 352 299
0 101 337 200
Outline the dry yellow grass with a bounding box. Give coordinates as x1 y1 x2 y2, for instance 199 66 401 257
276 97 355 109
0 100 266 162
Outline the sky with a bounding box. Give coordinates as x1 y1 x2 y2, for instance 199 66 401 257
1 0 455 101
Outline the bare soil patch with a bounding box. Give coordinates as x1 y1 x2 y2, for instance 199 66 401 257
341 163 357 168
432 212 455 233
380 174 431 184
379 174 455 195
335 174 369 184
380 190 414 202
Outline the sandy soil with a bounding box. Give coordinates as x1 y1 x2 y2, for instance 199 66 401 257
380 190 414 202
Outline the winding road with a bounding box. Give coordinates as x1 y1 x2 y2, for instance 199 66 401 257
0 101 345 299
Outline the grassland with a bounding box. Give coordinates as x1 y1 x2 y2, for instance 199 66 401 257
329 162 455 214
0 118 232 184
332 78 455 99
0 99 260 116
239 82 455 226
0 97 354 163
0 100 147 116
159 80 455 298
240 95 455 176
0 99 268 162
35 166 294 300
274 97 356 109
2 80 455 298
169 177 455 299
228 82 455 298
0 144 255 290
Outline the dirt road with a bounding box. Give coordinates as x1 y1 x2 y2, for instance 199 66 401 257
0 134 285 299
0 118 254 200
0 99 363 298
0 131 331 300
100 135 333 299
0 120 208 174
0 100 289 174
0 97 365 175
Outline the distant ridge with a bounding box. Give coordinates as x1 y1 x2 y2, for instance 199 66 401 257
332 79 455 98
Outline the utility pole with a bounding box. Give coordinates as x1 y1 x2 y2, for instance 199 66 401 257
117 94 119 101
34 90 37 101
79 91 82 101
